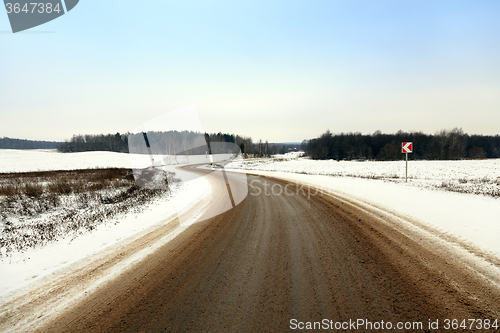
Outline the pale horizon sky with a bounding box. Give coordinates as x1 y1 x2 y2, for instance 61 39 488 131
1 0 499 142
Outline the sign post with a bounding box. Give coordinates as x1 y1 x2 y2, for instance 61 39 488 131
401 142 413 182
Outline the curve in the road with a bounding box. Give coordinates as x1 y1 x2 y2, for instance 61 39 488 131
39 171 500 332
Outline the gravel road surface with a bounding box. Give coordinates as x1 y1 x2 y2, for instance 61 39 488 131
17 167 500 332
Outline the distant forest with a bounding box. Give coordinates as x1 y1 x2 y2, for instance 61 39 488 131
58 133 130 153
306 128 500 160
57 132 250 154
57 132 299 156
0 137 61 150
5 128 499 161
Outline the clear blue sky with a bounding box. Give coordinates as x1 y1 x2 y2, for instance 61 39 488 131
1 0 499 142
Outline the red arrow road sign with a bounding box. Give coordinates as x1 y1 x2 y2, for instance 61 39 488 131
402 142 413 153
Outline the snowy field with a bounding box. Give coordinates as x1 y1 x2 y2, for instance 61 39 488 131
0 149 237 173
0 149 134 173
226 156 500 197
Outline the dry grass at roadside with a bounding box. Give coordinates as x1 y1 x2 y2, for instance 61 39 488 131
0 168 180 256
437 177 500 196
0 168 135 197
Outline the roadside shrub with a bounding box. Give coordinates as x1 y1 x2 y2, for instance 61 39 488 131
22 182 44 197
0 184 17 196
481 176 490 183
48 179 74 195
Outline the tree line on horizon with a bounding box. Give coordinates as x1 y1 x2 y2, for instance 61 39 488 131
55 131 302 156
56 132 252 154
0 137 61 150
55 132 268 155
305 128 500 160
58 133 129 153
10 128 494 161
